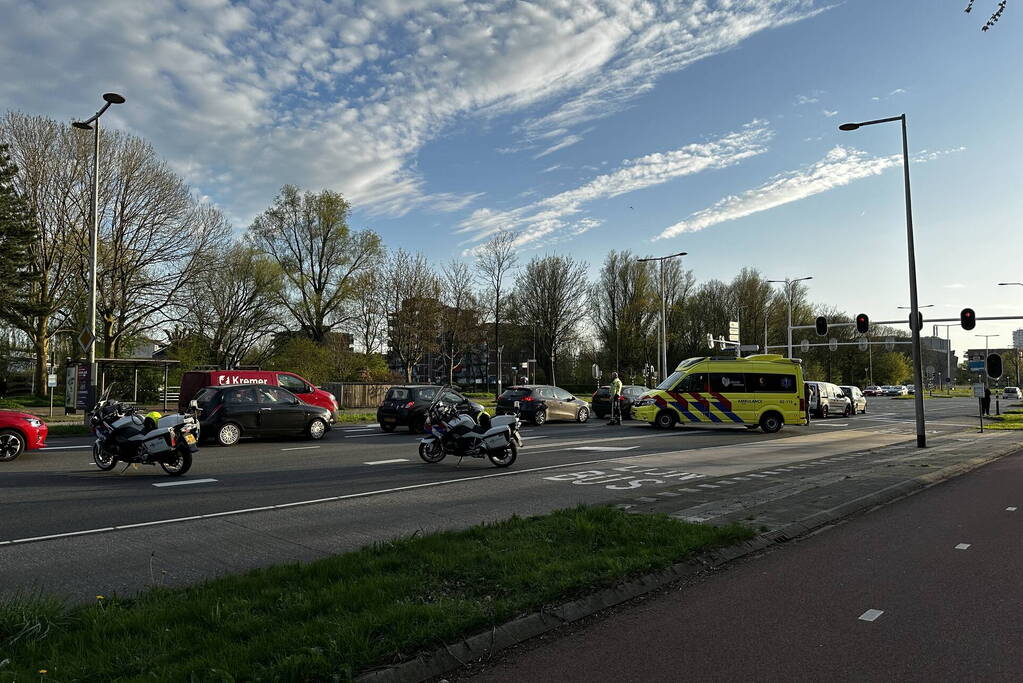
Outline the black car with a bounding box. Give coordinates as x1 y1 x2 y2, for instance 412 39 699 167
496 385 590 425
193 384 334 447
376 386 485 433
590 385 650 420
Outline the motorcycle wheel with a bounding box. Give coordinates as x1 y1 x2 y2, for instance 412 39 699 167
419 440 446 463
487 441 517 468
94 444 117 471
160 449 192 476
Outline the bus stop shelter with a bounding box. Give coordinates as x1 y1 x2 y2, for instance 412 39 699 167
65 358 180 414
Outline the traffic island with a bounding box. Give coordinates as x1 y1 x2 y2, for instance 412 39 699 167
0 507 750 681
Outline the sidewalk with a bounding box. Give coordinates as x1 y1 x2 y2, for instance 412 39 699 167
464 440 1023 682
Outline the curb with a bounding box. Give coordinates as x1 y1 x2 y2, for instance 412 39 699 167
355 446 1018 683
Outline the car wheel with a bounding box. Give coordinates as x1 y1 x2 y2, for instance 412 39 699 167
844 404 852 417
759 411 783 433
654 410 677 430
380 422 395 432
532 409 547 426
0 429 26 462
820 405 829 419
216 422 241 447
307 418 327 440
576 407 589 423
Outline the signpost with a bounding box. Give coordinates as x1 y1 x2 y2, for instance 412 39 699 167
800 339 810 353
47 373 57 417
829 338 838 352
728 320 740 342
974 383 986 432
857 337 868 352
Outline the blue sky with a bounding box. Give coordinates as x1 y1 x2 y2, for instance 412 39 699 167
1 0 1020 360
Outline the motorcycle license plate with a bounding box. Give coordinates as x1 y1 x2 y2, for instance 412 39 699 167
185 434 197 445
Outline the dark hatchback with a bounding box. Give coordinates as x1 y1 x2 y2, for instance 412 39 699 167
496 385 590 425
590 385 650 420
193 384 334 447
376 386 485 433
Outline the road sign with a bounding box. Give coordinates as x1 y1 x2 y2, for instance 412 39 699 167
926 365 935 376
739 344 759 353
829 338 838 351
857 337 868 352
973 383 985 398
968 358 985 373
800 339 809 352
591 364 600 379
884 337 895 351
77 327 95 354
47 374 57 388
520 362 528 369
728 320 740 342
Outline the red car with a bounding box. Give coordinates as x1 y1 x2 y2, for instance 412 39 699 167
0 410 48 461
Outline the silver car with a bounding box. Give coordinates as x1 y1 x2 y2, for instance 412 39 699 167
839 385 867 415
806 381 853 418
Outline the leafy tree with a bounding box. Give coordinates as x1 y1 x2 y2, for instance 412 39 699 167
264 336 334 386
249 185 383 343
474 232 518 394
384 249 442 382
0 143 39 323
589 250 657 377
871 352 913 385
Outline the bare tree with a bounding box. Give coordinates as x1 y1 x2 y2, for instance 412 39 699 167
384 249 442 381
590 250 658 375
512 255 588 386
1 112 92 391
249 185 383 342
348 267 388 356
474 231 518 395
439 260 484 385
182 243 283 368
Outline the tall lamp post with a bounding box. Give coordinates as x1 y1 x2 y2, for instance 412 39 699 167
637 252 687 382
767 276 812 358
1002 284 1023 387
73 92 125 423
840 114 926 447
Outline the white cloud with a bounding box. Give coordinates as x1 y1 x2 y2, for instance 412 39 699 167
654 145 964 240
943 283 967 289
795 90 824 105
534 135 583 159
823 109 838 117
0 0 827 225
459 120 773 250
541 164 563 174
890 88 907 96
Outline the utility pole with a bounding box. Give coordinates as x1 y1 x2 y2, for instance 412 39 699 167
768 276 812 358
637 252 687 381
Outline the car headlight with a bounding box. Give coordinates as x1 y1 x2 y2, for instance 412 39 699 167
23 417 43 428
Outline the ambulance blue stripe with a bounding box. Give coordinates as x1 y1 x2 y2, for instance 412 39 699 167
689 401 723 423
712 402 744 423
670 402 702 422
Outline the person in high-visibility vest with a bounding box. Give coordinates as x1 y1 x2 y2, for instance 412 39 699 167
607 372 623 425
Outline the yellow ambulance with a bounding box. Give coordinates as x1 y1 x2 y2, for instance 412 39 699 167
630 354 807 433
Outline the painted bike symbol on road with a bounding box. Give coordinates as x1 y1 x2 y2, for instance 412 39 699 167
544 464 703 490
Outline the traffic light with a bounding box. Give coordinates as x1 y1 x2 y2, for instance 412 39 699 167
960 308 976 330
706 333 715 349
987 353 1003 380
815 316 828 337
910 311 923 332
855 313 869 334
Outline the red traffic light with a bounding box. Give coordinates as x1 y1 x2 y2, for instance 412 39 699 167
960 307 976 331
855 313 869 334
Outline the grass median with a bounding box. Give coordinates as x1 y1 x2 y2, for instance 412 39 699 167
987 410 1023 430
0 506 752 681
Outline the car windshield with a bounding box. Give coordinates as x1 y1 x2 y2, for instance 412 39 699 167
501 388 531 399
385 388 410 401
657 371 685 390
193 388 216 406
594 387 610 397
414 388 438 401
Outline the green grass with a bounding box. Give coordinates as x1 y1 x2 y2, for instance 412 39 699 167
44 424 93 437
985 412 1023 430
0 506 752 681
334 411 380 425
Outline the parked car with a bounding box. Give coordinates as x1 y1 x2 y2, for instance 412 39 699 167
376 385 485 433
496 385 590 425
179 369 338 418
805 381 852 418
0 410 48 461
838 385 867 414
1003 387 1022 400
882 385 906 396
193 384 334 446
591 384 650 420
863 385 882 396
906 384 916 395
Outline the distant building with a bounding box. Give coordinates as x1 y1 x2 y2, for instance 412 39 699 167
1013 328 1023 350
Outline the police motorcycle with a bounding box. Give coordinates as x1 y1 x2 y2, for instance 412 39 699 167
418 386 521 468
89 384 200 476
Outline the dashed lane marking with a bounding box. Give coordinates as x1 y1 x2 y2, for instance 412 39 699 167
41 445 93 450
365 459 409 465
859 609 884 622
280 446 321 451
1007 507 1018 512
570 446 639 452
955 543 972 550
153 478 218 488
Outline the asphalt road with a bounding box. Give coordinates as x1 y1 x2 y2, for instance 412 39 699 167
2 397 984 544
470 440 1023 682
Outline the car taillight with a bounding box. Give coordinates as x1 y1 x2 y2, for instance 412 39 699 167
405 401 415 408
799 398 806 412
522 395 534 402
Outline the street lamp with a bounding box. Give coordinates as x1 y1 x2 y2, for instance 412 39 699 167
841 113 926 448
637 252 687 381
767 276 812 358
73 92 125 423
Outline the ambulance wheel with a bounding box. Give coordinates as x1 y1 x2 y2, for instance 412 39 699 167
654 410 677 430
759 412 783 434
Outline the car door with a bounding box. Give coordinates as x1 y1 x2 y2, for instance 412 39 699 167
221 387 262 434
257 386 309 435
537 387 561 418
554 388 578 419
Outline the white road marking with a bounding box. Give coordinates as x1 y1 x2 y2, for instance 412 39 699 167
697 484 720 489
344 432 395 438
819 423 849 427
657 491 680 497
570 446 638 452
520 436 548 440
859 609 884 622
152 478 218 488
365 459 409 465
41 445 93 450
343 427 376 432
636 497 657 502
280 446 320 451
955 543 971 550
1007 507 1018 512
